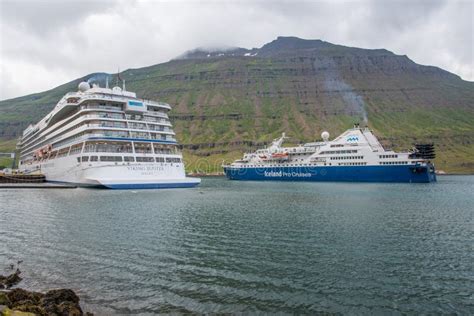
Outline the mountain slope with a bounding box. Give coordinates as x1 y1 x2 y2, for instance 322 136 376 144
1 36 473 173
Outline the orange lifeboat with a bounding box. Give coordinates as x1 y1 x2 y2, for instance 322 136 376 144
271 152 289 159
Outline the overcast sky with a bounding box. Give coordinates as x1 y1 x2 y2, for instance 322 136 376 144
0 0 472 100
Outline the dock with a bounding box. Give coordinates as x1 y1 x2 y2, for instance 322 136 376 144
0 182 77 189
0 174 46 183
0 173 77 188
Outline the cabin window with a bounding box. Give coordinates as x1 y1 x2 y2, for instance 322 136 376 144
100 156 123 162
134 142 152 154
136 157 154 162
154 144 174 154
90 156 98 162
84 141 133 153
124 156 135 162
82 156 89 162
57 147 70 158
70 144 83 155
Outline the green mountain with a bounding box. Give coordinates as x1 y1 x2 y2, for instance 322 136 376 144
1 36 473 173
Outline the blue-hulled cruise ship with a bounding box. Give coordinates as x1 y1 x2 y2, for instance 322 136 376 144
223 125 436 183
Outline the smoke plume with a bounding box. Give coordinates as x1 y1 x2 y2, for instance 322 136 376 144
314 57 368 125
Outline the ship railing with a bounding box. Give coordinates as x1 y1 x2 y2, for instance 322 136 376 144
84 145 134 153
50 132 177 151
144 100 171 109
82 113 125 120
150 136 177 142
145 119 172 126
85 123 129 129
143 116 165 122
81 104 124 112
144 111 169 119
147 125 171 132
127 124 148 130
81 112 172 127
80 94 170 110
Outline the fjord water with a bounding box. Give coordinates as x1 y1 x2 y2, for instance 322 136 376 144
1 176 473 314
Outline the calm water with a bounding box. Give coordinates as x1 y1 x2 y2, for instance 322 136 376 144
1 176 473 314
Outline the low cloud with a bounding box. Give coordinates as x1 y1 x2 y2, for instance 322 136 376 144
0 0 472 100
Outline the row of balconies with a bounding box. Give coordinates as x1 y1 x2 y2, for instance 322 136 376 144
20 111 173 155
64 93 172 111
21 124 177 158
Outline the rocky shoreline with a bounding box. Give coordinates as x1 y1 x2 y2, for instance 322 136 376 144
0 267 91 316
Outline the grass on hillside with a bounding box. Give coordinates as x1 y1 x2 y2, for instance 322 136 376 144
1 55 473 173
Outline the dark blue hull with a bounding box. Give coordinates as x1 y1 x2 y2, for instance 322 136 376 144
224 164 436 183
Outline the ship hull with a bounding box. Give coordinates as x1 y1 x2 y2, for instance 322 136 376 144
21 156 200 189
223 164 436 183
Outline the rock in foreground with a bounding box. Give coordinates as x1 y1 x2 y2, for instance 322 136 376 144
1 288 87 316
0 270 22 289
0 269 92 316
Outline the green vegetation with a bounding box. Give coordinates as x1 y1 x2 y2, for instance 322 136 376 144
0 139 16 169
0 157 13 169
1 38 473 173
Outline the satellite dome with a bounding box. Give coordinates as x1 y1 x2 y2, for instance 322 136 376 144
112 86 122 92
321 131 330 141
78 81 90 92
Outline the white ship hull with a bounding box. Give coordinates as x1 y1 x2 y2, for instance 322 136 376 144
22 155 200 189
17 79 201 190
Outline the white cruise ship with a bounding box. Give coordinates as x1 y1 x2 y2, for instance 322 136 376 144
17 80 200 189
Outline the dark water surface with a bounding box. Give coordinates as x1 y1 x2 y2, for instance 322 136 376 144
1 176 473 314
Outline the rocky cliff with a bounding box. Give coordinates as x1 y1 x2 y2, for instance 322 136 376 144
1 37 473 173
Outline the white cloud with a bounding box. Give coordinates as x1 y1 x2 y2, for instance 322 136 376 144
0 0 472 100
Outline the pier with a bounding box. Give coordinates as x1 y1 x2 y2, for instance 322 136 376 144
0 183 77 189
0 173 45 183
0 173 77 188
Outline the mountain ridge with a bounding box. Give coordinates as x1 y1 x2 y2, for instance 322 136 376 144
0 36 473 173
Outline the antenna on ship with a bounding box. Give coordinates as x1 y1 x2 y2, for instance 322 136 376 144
105 76 109 89
116 67 120 87
117 67 126 91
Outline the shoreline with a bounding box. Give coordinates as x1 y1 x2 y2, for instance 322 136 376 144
0 268 92 316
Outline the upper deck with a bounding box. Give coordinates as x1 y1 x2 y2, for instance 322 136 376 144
22 82 171 140
18 81 179 163
230 126 433 167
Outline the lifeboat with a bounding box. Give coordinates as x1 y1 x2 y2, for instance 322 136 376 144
271 152 288 158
